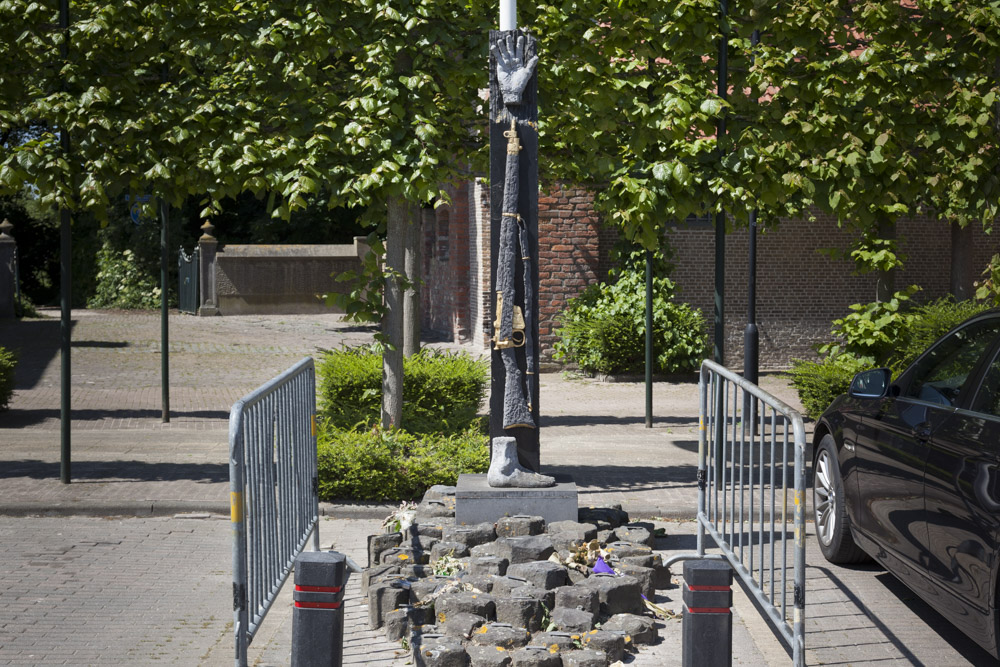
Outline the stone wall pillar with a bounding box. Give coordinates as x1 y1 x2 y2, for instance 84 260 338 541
198 221 220 316
0 219 15 319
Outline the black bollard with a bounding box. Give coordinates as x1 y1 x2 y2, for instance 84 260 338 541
292 551 348 667
682 559 733 667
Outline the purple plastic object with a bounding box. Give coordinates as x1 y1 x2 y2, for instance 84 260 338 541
592 557 615 574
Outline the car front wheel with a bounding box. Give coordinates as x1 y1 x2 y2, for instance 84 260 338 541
813 434 868 564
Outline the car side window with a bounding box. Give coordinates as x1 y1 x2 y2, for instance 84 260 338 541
972 352 1000 417
903 319 1000 407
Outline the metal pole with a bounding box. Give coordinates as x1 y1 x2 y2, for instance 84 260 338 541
744 28 760 388
159 197 170 422
499 0 515 30
58 0 71 484
714 0 728 366
645 249 653 428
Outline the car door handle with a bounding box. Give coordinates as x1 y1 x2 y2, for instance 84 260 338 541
912 422 932 442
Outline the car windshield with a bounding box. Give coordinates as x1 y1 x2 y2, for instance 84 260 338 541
903 318 1000 407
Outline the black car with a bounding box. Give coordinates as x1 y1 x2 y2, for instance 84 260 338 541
813 310 1000 657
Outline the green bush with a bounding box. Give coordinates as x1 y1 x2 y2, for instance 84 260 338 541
553 260 708 375
788 353 872 420
316 346 488 435
888 297 991 373
88 244 163 310
316 424 489 501
0 346 16 411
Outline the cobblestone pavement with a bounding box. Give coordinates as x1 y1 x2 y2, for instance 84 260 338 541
0 309 993 665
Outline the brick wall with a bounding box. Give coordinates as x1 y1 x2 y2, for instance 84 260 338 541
421 182 473 342
421 180 1000 370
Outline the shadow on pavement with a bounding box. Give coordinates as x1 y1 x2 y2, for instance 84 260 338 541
0 318 67 390
0 459 229 483
544 463 698 491
0 408 230 427
811 564 996 665
541 415 698 427
72 340 129 348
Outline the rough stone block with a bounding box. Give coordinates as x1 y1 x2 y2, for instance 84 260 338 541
509 646 562 667
550 607 594 633
418 498 457 519
490 575 530 597
424 485 457 502
495 596 544 632
596 529 614 545
509 585 554 611
435 592 496 620
362 564 400 595
496 515 546 537
409 533 442 553
549 533 585 553
528 632 577 652
369 532 403 567
467 644 513 667
566 568 587 585
410 577 452 605
497 536 555 564
554 585 599 616
602 614 658 645
561 649 609 667
506 562 568 590
619 554 654 568
369 580 409 630
617 562 655 599
602 542 652 560
407 521 449 541
381 546 430 566
457 573 495 593
577 574 643 616
413 634 468 667
548 520 598 542
577 506 629 530
443 612 488 639
468 555 509 577
579 630 625 662
385 605 432 641
611 524 653 547
401 564 436 579
444 523 498 550
469 623 532 649
432 541 472 562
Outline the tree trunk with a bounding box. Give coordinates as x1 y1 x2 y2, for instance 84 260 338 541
876 216 896 302
951 221 975 300
403 200 421 357
382 196 406 429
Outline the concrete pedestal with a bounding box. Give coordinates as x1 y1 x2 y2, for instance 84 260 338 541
455 473 577 525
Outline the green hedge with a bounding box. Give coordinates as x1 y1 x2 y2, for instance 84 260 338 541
789 297 991 419
0 346 16 411
316 425 489 501
316 346 488 435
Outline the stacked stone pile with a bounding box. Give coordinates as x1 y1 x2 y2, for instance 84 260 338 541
364 486 672 667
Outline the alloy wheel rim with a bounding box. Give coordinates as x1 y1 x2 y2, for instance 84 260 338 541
814 449 837 546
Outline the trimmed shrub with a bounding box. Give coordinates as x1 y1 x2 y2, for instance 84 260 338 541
0 346 16 411
553 265 708 375
316 424 489 501
888 297 991 373
788 354 872 420
88 244 163 310
316 346 488 435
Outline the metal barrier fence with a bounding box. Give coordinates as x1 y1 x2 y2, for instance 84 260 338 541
229 357 320 667
666 359 808 666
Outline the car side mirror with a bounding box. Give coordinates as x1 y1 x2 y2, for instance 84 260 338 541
848 368 891 399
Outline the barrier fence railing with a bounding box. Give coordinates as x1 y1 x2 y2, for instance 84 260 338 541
229 357 320 667
666 359 808 667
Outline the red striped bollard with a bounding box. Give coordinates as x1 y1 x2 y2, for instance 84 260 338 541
682 559 733 667
292 551 348 667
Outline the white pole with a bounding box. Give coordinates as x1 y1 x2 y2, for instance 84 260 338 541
500 0 515 30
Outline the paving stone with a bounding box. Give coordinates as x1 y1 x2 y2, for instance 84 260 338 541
550 607 594 633
467 555 509 577
601 613 658 645
444 523 498 550
611 524 654 547
554 585 599 616
432 541 472 562
560 649 609 667
528 632 577 652
413 634 468 667
547 520 598 542
496 515 546 537
381 545 430 565
578 630 625 662
369 579 410 629
577 506 629 530
576 573 643 616
617 562 655 599
361 564 400 595
369 532 403 567
495 536 555 564
443 611 488 639
469 622 532 649
495 596 544 632
467 644 514 667
510 645 562 667
435 592 497 620
506 561 568 590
